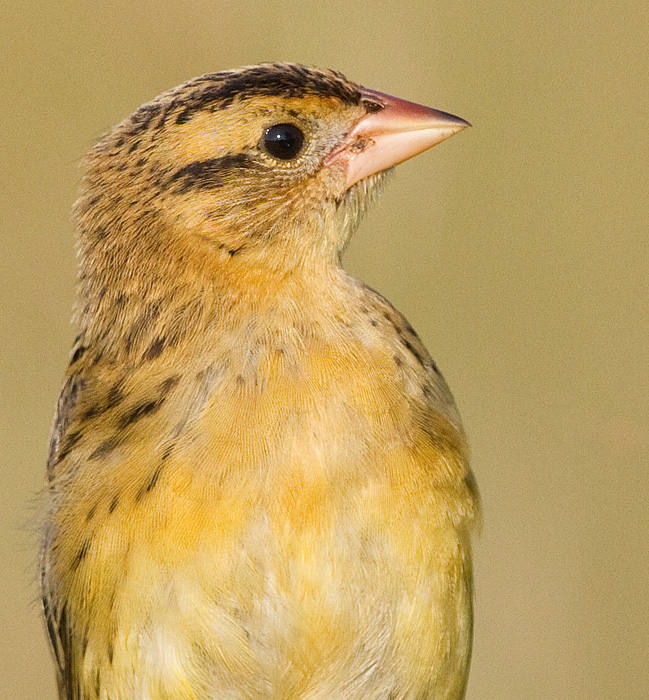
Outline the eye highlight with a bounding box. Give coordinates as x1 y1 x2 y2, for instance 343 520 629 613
262 123 305 160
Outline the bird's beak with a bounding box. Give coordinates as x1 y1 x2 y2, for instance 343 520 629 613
324 87 470 191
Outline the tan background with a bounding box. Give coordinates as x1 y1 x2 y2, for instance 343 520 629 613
2 1 647 699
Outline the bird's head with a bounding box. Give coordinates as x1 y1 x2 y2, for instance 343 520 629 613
75 63 467 310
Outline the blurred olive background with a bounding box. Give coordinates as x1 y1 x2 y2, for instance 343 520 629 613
2 1 647 698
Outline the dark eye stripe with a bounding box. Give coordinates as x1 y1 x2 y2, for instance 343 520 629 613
170 154 256 193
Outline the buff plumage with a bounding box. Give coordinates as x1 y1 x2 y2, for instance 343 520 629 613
41 63 477 700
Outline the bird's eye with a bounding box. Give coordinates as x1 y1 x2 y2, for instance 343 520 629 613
262 123 305 160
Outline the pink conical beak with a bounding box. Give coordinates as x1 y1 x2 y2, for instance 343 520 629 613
324 87 470 190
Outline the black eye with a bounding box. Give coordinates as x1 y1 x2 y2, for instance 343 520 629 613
263 123 305 160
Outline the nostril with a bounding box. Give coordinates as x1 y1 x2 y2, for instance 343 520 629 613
350 138 369 153
361 99 384 114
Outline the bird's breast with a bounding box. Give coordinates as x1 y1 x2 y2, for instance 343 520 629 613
55 326 474 589
50 328 475 700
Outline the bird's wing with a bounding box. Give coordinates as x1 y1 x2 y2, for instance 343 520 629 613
41 576 80 700
43 352 86 699
46 367 84 480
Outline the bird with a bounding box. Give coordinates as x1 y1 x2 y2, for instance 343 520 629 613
40 62 478 700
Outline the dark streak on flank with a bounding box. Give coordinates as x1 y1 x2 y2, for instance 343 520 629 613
170 154 255 194
135 464 163 502
89 436 120 460
107 640 114 665
146 466 163 492
82 385 125 421
117 376 179 429
55 430 83 464
72 539 91 571
86 503 98 522
118 399 163 429
108 495 119 514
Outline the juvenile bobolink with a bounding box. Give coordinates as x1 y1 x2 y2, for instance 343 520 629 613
41 63 477 700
